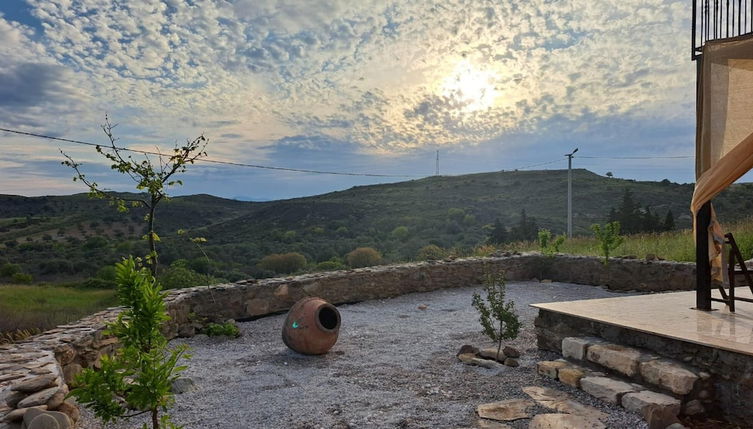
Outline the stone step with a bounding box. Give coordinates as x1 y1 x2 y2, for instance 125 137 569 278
560 337 710 399
537 359 682 429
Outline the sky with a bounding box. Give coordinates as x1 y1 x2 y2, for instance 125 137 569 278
0 0 702 201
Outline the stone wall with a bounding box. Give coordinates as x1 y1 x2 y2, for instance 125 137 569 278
1 253 696 426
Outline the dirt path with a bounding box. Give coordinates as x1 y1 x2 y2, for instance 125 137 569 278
80 281 647 429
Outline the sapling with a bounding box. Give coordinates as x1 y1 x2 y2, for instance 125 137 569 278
591 221 624 265
537 229 565 257
471 270 521 361
70 257 188 429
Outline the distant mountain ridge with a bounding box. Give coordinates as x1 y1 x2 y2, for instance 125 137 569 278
2 169 753 282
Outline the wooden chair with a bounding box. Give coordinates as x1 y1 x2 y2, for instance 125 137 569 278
713 233 753 312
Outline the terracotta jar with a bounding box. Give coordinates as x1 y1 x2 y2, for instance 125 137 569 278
282 297 341 355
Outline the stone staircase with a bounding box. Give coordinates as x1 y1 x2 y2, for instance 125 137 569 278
536 337 713 429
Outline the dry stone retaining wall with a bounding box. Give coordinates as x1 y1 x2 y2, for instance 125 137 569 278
1 253 695 426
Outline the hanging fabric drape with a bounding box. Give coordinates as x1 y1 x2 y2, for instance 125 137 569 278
692 34 753 282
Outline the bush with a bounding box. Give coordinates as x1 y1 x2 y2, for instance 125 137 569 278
257 252 307 274
416 244 446 261
96 265 117 282
391 226 409 241
203 321 241 337
0 263 21 278
591 221 624 265
11 273 33 284
158 266 219 289
315 260 347 271
346 247 383 268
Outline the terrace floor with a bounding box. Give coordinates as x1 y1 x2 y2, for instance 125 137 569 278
531 288 753 357
78 281 647 429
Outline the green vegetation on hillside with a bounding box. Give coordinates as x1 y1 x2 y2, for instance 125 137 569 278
3 169 753 285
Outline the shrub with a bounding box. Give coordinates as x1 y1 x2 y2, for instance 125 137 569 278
416 244 446 261
70 257 188 429
257 252 307 274
315 260 347 271
97 265 117 282
203 321 241 337
471 270 521 361
537 229 565 256
0 263 21 278
346 247 383 268
11 273 33 284
591 221 624 265
158 266 219 289
391 226 409 241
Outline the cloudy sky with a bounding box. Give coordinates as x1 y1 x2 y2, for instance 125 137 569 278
0 0 699 200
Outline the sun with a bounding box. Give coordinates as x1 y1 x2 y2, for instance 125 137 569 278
441 60 498 112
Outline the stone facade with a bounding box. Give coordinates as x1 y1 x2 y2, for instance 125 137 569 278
1 253 697 425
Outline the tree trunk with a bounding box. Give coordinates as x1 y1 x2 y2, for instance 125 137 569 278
147 199 157 275
151 408 159 429
496 320 503 361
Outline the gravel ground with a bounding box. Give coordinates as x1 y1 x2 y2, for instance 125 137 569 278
79 281 648 429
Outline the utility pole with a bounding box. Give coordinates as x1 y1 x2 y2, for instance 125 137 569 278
566 148 579 238
436 150 440 176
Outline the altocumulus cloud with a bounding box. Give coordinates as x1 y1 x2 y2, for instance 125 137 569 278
0 0 697 196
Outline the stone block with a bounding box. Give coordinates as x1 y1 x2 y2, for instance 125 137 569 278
479 347 505 361
476 398 534 421
621 390 680 419
639 360 698 395
16 387 58 409
10 376 57 394
558 366 586 388
580 376 637 404
586 344 643 377
562 337 600 361
537 360 568 379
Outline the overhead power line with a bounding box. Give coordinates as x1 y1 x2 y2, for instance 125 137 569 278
0 127 418 178
579 155 693 159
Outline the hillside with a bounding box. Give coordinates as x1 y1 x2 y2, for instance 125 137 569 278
2 169 753 283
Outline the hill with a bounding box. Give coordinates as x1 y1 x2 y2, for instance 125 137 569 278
2 169 753 283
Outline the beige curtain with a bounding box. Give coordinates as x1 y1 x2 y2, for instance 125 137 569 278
692 34 753 281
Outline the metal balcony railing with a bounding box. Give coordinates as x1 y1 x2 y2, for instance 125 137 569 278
693 0 753 59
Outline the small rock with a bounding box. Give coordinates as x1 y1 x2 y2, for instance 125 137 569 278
470 357 504 370
476 399 534 421
645 254 658 261
417 304 428 310
503 358 519 368
11 375 57 393
171 378 196 394
457 353 477 364
476 419 513 429
56 402 78 423
456 345 479 357
61 364 82 385
478 348 505 362
664 424 688 429
537 361 568 379
502 346 520 358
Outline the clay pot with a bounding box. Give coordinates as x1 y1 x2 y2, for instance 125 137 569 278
282 297 341 355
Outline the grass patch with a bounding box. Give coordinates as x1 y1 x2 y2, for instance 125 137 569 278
0 284 117 335
504 217 753 262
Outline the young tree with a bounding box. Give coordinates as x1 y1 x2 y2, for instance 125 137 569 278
62 116 208 274
471 270 521 361
663 210 675 231
537 229 565 256
70 257 188 429
487 218 508 245
591 221 624 265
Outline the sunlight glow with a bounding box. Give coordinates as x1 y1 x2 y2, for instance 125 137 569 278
441 60 498 112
